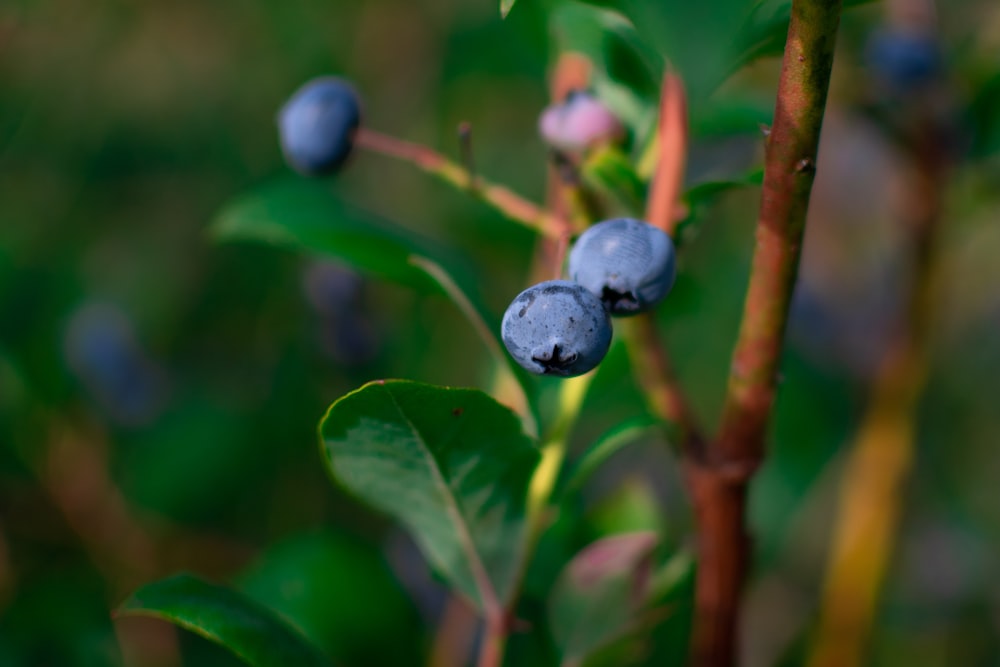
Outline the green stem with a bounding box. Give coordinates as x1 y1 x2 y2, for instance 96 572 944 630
475 373 595 667
621 315 704 458
527 373 594 517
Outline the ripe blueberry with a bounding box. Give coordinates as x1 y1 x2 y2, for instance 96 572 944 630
278 77 361 175
501 280 612 377
568 218 676 316
538 90 624 153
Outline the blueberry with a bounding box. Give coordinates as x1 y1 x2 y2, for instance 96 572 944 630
866 28 942 93
538 90 624 153
301 261 380 365
501 280 612 377
302 260 364 315
278 77 361 175
63 302 167 426
568 218 676 316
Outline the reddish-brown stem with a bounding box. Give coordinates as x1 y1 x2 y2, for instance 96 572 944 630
623 315 704 458
688 1 843 665
626 65 704 456
476 613 507 667
532 52 594 283
685 462 749 667
430 596 477 667
355 128 571 240
716 0 842 467
646 71 689 236
551 231 570 280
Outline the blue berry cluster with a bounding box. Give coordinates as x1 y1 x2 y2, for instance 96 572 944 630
502 219 676 377
274 77 675 379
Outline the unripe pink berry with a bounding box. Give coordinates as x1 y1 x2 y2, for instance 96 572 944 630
538 91 625 152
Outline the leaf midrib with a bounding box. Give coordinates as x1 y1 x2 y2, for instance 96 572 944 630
382 385 503 616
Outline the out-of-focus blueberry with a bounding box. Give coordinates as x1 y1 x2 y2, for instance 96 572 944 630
301 261 379 366
302 261 364 316
278 77 361 175
538 90 625 153
866 28 942 93
568 218 676 316
63 302 167 426
501 280 612 377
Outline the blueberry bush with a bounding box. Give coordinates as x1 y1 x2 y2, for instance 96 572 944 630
3 0 1000 666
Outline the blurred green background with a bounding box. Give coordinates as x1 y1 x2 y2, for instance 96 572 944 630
2 0 1000 665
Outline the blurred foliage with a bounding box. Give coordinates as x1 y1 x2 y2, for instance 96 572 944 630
2 0 1000 665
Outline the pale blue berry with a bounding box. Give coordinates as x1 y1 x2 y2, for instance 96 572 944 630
278 77 361 175
501 280 612 377
568 218 676 316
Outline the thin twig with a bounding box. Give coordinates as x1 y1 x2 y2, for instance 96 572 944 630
457 122 478 186
355 128 570 240
688 2 843 666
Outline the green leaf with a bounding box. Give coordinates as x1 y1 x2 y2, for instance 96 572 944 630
649 549 695 601
581 0 873 95
684 168 764 204
581 146 647 215
589 478 665 536
573 0 746 100
633 550 697 666
116 573 333 667
730 0 880 75
562 417 660 495
674 168 764 245
211 180 441 293
236 531 422 665
319 380 540 611
548 531 659 662
410 256 539 437
549 1 662 140
500 0 516 18
211 180 538 435
969 70 1000 159
729 1 792 77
